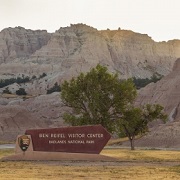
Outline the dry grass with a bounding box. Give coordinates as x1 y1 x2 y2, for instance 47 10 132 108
0 162 180 180
102 149 180 162
0 141 15 145
107 137 129 145
1 93 35 98
107 135 142 146
0 149 180 180
1 94 18 98
0 149 14 159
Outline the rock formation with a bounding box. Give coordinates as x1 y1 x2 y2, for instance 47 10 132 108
0 24 180 142
136 58 180 121
131 58 180 148
0 24 180 81
29 24 180 79
0 24 179 96
0 26 51 63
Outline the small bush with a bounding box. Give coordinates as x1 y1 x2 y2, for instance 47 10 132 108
3 87 11 94
39 73 47 79
133 74 163 89
31 75 37 79
16 88 27 95
47 82 61 94
0 76 30 88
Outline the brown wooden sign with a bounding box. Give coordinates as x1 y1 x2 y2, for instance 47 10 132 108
25 125 111 154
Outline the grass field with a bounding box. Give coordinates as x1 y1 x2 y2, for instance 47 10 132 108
0 148 180 180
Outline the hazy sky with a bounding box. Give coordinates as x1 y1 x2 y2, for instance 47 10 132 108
0 0 179 41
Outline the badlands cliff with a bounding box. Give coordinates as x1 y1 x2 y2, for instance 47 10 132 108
0 24 180 142
0 24 180 95
0 24 180 80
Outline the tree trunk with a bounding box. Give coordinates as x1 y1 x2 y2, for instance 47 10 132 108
129 136 135 150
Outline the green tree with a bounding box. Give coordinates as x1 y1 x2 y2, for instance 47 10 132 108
133 74 163 89
116 104 167 150
61 64 137 133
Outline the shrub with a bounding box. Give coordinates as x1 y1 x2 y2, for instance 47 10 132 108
16 88 27 95
133 74 163 89
3 87 12 94
47 82 61 94
39 73 47 79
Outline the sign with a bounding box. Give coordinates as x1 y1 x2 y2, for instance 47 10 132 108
25 125 111 154
18 135 30 152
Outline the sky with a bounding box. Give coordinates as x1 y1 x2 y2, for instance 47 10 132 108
0 0 180 42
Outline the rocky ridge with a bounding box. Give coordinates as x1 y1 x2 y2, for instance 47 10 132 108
0 24 180 78
0 24 180 96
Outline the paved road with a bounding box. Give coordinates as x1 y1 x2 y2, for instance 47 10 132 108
0 144 180 151
0 144 15 149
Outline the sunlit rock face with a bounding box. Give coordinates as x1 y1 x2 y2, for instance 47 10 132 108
30 24 180 79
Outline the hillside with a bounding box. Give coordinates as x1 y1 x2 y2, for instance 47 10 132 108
0 24 180 141
131 58 180 148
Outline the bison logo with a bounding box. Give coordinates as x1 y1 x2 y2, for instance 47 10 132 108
18 135 30 152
